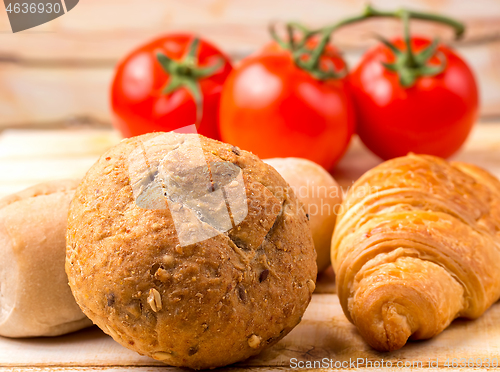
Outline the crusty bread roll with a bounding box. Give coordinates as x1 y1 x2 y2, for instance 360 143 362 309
66 133 317 369
264 158 341 272
0 180 92 338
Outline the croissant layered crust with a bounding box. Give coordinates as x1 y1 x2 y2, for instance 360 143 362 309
331 154 500 351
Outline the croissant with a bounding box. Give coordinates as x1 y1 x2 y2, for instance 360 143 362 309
331 154 500 352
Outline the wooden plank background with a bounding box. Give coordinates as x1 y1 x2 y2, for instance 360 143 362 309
0 0 498 129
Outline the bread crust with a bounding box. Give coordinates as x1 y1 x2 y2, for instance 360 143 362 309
66 133 316 369
0 179 92 337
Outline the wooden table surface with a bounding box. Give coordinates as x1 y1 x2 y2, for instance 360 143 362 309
1 124 500 371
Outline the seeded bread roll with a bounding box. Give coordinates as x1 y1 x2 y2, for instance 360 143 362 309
264 158 342 273
0 180 92 338
66 132 316 369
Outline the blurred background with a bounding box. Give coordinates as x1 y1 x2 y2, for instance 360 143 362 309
0 0 498 128
0 0 499 197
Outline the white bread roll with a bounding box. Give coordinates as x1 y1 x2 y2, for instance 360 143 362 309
0 180 92 337
264 158 342 273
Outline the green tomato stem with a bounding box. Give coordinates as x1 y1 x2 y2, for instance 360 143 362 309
271 5 463 83
156 37 223 125
317 4 462 87
310 4 464 39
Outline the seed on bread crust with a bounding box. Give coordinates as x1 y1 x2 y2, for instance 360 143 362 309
248 334 261 349
147 288 162 312
306 279 316 292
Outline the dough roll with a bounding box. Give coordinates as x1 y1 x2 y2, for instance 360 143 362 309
331 154 500 351
0 180 92 337
264 157 342 273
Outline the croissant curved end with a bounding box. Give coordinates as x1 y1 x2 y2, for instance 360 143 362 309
351 292 413 351
348 257 465 352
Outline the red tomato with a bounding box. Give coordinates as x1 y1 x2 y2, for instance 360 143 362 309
111 34 232 140
219 42 355 171
350 36 479 160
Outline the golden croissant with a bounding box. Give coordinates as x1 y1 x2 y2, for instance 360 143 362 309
331 154 500 351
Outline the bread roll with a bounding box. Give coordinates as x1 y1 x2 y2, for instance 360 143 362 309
0 180 92 338
66 132 316 369
265 158 341 272
332 154 500 351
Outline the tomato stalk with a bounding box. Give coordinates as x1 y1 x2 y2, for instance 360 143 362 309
269 23 347 80
295 4 465 87
310 5 464 39
156 37 224 124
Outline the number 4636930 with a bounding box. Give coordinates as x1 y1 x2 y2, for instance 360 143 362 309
6 2 62 14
